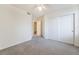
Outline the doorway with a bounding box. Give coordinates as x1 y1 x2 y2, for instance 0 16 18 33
32 16 43 37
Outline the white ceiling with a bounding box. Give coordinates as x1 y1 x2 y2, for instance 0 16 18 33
11 4 78 17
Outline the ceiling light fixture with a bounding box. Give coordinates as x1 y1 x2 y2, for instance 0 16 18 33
36 4 46 11
37 6 42 11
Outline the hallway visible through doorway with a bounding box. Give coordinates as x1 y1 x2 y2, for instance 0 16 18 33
32 16 43 37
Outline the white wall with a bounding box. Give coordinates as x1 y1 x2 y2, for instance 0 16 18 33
44 7 79 46
0 5 32 50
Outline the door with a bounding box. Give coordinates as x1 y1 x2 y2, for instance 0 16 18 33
45 14 74 44
33 22 37 35
58 14 74 44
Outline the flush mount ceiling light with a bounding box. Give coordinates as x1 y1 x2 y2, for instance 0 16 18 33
37 6 42 11
36 4 46 11
31 4 47 17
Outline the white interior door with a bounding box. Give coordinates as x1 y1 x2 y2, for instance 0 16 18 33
58 14 74 44
45 14 74 44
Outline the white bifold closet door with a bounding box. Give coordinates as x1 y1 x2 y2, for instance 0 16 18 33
47 14 74 44
58 14 74 44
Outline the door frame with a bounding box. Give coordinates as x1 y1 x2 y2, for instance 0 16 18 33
32 16 43 37
73 13 75 46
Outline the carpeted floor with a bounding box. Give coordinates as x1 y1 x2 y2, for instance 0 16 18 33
0 37 79 55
